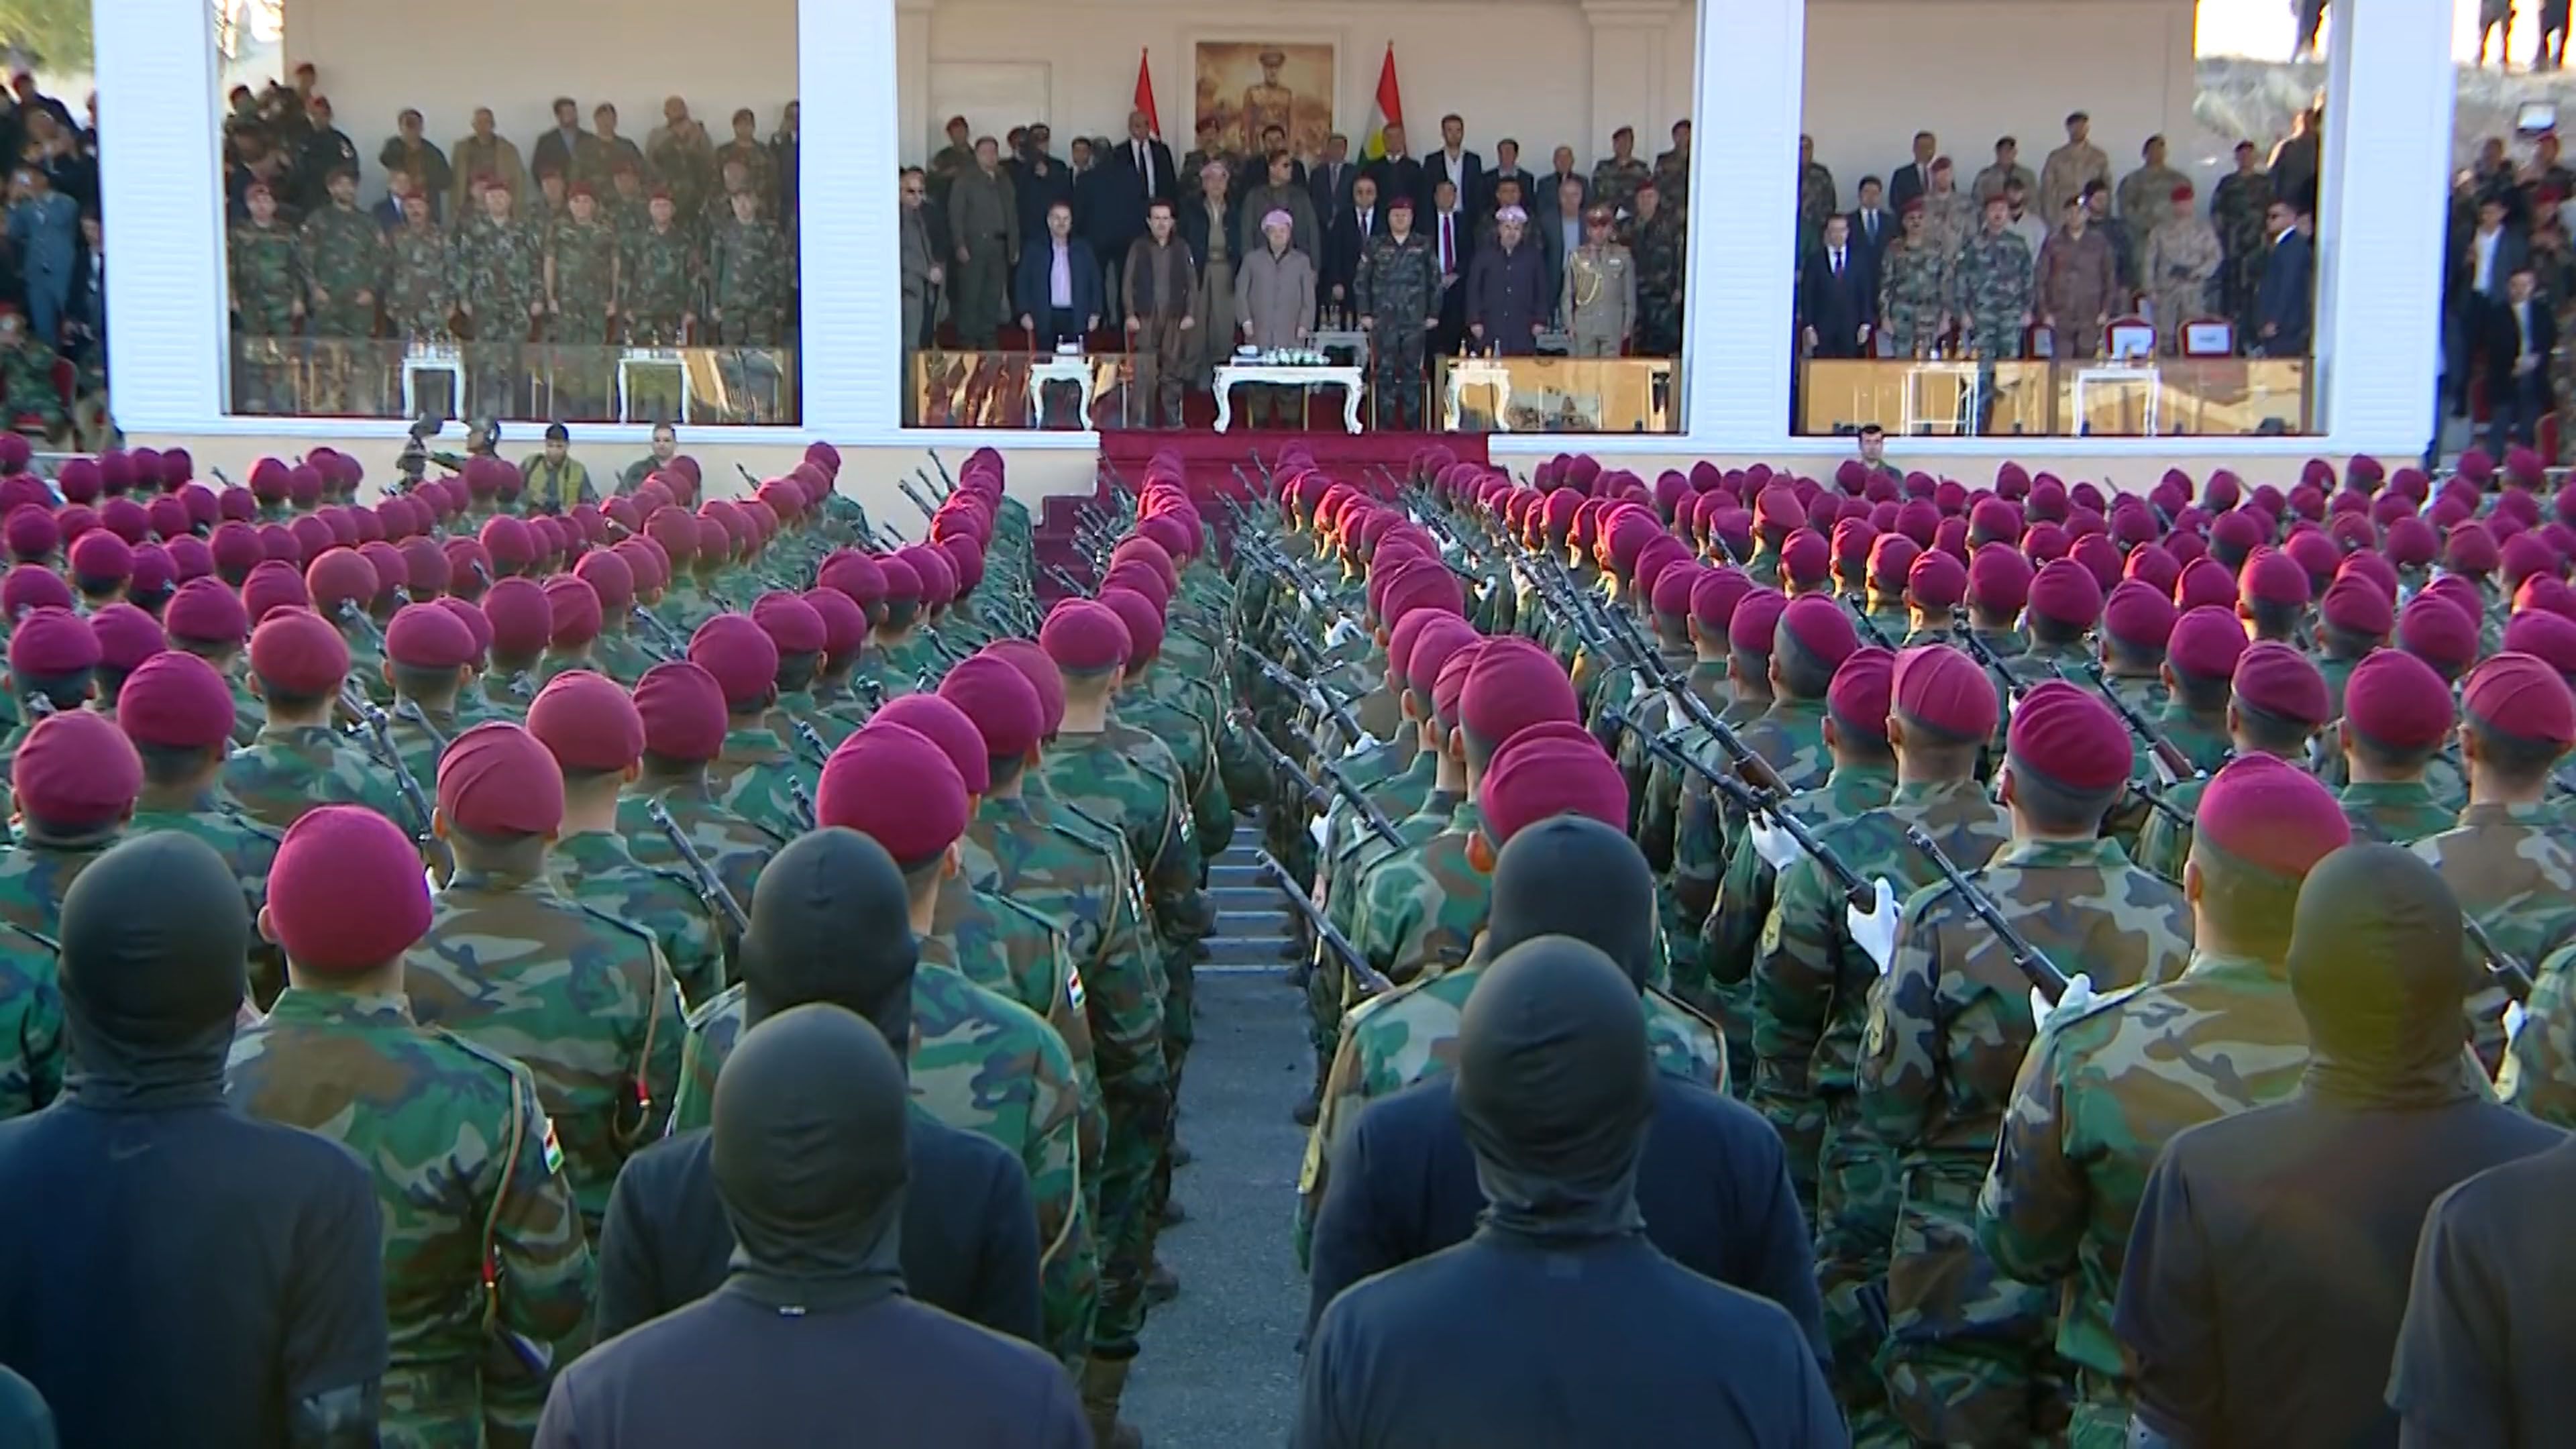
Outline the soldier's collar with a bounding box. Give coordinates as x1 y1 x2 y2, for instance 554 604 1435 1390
264 986 415 1026
1994 835 2125 868
2459 800 2550 825
2179 951 2284 987
2341 778 2436 800
1891 777 1986 804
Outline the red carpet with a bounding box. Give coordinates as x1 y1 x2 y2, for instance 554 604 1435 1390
1034 430 1487 597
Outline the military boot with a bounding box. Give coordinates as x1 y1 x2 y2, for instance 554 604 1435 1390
1081 1356 1146 1449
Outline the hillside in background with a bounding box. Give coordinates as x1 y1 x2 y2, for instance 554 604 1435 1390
2196 54 2576 169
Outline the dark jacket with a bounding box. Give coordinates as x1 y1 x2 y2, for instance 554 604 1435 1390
1363 155 1430 215
1177 193 1242 275
1426 150 1483 214
2481 295 2559 400
1094 140 1176 248
1307 1074 1829 1371
1484 166 1539 219
1845 206 1896 296
1011 236 1105 325
1326 203 1389 299
596 1115 1042 1348
1309 159 1359 233
2255 229 2315 356
1800 244 1874 354
1464 238 1550 354
1890 160 1933 212
1011 157 1077 244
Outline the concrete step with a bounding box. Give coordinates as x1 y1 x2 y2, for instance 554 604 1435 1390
1208 885 1285 912
1216 910 1292 939
1202 935 1297 968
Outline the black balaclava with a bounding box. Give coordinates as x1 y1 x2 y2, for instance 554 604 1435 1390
1454 935 1655 1242
1485 816 1658 987
2287 843 2479 1111
58 833 250 1110
738 827 918 1055
711 1002 910 1310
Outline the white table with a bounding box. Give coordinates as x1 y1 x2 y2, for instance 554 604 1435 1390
617 350 693 424
1213 362 1364 433
2071 364 2160 437
400 348 464 422
1026 354 1099 428
1442 359 1517 431
1901 362 1982 437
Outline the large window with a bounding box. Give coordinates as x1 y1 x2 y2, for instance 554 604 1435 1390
1788 1 2317 439
216 0 800 427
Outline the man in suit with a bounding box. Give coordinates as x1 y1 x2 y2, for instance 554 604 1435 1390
2255 197 2314 358
2485 266 2556 457
1486 139 1536 224
1097 110 1174 327
1539 173 1590 325
1310 133 1357 237
1801 213 1871 358
1540 145 1589 215
1014 201 1103 349
1426 114 1482 219
1363 122 1428 216
1845 175 1894 301
2451 190 2527 415
1426 178 1475 354
1890 129 1938 211
1325 172 1388 315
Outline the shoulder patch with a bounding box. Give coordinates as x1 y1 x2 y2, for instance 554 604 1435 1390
539 1115 566 1175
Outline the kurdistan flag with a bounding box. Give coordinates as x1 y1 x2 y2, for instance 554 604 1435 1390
1362 44 1403 160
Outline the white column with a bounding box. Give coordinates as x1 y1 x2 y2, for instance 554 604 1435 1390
896 0 934 166
1583 1 1679 160
2314 0 2451 455
1679 0 1801 445
799 0 905 438
97 0 227 431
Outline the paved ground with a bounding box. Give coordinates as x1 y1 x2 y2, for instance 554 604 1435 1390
1126 835 1313 1446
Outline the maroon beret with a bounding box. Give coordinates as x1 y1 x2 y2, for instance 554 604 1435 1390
2231 641 2330 727
2463 650 2576 747
1827 646 1895 739
818 550 888 606
1728 589 1788 655
8 606 99 677
1906 549 1967 610
2027 559 2105 629
1406 621 1481 703
479 515 537 570
1690 568 1753 631
2346 649 2457 751
114 648 233 751
1040 599 1131 674
1778 529 1831 589
2194 753 2349 879
242 560 311 624
986 639 1067 737
572 549 635 613
2398 595 2479 680
873 694 994 796
1967 545 2033 617
2005 680 2131 794
1 564 68 621
1892 643 1998 741
1477 722 1628 845
2102 580 2179 654
480 577 551 660
2166 605 2248 684
527 669 647 773
2237 547 2311 608
818 722 969 863
1778 594 1860 669
688 614 781 708
88 603 166 674
1458 637 1582 746
433 597 493 656
2 504 56 563
634 661 729 763
2504 609 2576 684
939 654 1045 761
436 722 566 836
2320 576 2396 639
305 547 377 616
536 575 599 651
12 709 140 828
164 576 248 645
2447 522 2502 576
246 608 349 696
802 587 869 661
384 602 478 671
267 806 433 972
2173 556 2237 614
66 529 131 584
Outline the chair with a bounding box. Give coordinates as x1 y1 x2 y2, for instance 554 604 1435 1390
2178 317 2236 358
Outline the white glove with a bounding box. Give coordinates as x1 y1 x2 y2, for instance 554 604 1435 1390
1325 614 1362 649
2031 971 2096 1032
1844 877 1901 976
1748 814 1800 873
1342 731 1379 759
2506 1000 2530 1046
1306 812 1330 849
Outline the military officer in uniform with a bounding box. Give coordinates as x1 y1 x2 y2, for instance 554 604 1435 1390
1355 195 1438 429
1563 205 1635 358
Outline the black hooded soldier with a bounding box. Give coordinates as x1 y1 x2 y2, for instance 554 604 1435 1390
594 828 1041 1345
0 832 388 1447
2116 844 2565 1447
537 999 1087 1449
1292 934 1843 1449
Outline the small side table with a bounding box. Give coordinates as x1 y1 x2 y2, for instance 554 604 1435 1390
1212 362 1364 433
618 351 693 425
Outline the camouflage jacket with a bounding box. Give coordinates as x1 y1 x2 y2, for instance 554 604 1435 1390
1974 953 2306 1397
385 223 455 333
1703 762 1896 997
1676 696 1831 911
706 217 790 312
1857 836 2193 1187
614 780 782 936
128 798 285 934
402 867 687 1230
222 723 412 834
0 835 116 946
1117 684 1234 859
1752 780 2010 1203
2338 780 2459 847
1951 227 2035 331
930 875 1104 1163
1040 729 1207 951
384 698 466 794
670 959 1099 1369
452 213 546 323
621 226 698 321
229 219 306 330
549 830 728 1012
227 989 596 1446
0 921 59 1121
1351 800 1491 987
546 218 619 315
2411 802 2576 1071
704 724 808 840
301 203 388 300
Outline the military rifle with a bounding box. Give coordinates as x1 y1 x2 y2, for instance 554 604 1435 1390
1229 712 1330 812
1842 594 1900 651
1250 651 1364 745
1900 824 2072 1002
644 799 752 936
790 718 833 767
788 777 818 834
1256 849 1393 999
1601 706 1874 908
925 449 958 497
2081 659 2199 784
898 476 941 521
2465 916 2537 1004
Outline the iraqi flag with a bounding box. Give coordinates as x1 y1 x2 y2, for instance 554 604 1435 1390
1362 44 1403 160
1134 48 1161 137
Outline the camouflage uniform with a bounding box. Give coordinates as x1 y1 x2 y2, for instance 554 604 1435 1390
1629 212 1684 358
227 988 597 1448
386 220 458 339
452 212 545 340
0 914 59 1120
1354 231 1440 431
128 798 285 965
1854 836 2192 1445
222 723 412 833
1799 160 1838 246
930 876 1103 1159
2141 213 2222 352
1875 231 1953 358
2337 780 2457 847
705 723 808 841
1952 227 2035 360
2503 938 2576 1126
966 790 1171 1362
544 216 620 345
706 215 791 346
301 201 387 338
549 830 727 1016
1758 778 2010 1437
1974 953 2309 1447
2208 168 2273 326
402 866 688 1234
2410 802 2576 1074
1591 156 1652 218
614 782 782 943
1674 695 1831 1005
669 957 1101 1371
621 224 698 345
1350 801 1491 989
0 335 62 434
1040 726 1208 1000
229 217 305 411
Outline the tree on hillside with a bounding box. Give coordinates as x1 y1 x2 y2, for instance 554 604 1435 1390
0 0 92 76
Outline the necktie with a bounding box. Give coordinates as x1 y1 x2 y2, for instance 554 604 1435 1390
1442 216 1454 272
1137 142 1148 188
1833 248 1844 276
